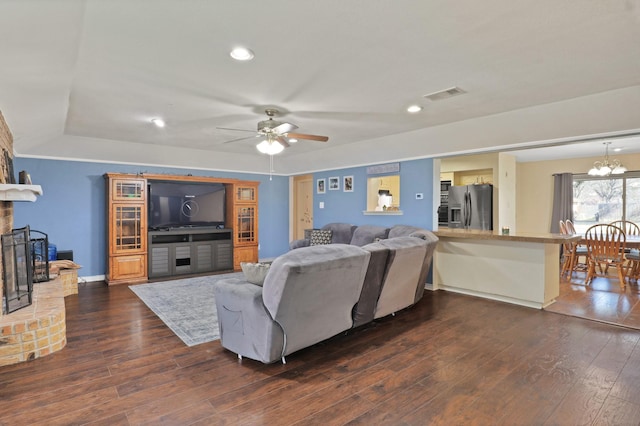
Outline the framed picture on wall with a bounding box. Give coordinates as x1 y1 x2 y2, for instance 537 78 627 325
329 176 340 190
343 176 354 192
317 178 326 194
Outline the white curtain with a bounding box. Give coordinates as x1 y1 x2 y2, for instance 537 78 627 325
550 173 573 233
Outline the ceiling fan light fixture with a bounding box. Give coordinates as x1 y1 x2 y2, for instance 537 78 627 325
151 118 165 128
256 139 284 155
230 47 255 61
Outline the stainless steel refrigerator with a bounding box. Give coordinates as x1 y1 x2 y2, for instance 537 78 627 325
447 184 493 230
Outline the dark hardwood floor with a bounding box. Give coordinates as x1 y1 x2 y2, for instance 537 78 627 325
2 281 640 425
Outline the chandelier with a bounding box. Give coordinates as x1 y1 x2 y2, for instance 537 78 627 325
588 142 627 176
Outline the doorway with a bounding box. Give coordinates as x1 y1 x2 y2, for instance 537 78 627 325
292 174 314 240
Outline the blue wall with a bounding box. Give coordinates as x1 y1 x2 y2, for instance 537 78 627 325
12 158 290 277
313 158 435 229
12 156 435 278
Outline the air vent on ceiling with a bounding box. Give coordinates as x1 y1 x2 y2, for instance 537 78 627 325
424 86 466 101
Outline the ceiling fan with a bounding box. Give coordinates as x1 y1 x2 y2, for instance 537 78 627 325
217 108 329 154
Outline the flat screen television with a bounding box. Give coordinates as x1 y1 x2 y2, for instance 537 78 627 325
148 180 226 230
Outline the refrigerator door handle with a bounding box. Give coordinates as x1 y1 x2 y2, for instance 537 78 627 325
464 192 470 227
466 191 472 227
463 193 467 227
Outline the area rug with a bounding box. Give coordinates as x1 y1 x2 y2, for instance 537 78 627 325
129 272 243 346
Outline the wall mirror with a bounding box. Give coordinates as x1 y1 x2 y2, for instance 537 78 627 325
367 175 400 212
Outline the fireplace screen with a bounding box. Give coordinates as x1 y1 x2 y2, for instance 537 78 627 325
30 229 50 283
2 226 33 314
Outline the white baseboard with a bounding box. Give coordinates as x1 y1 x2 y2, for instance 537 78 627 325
78 274 105 283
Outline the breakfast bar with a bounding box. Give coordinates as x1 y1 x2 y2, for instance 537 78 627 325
432 228 581 309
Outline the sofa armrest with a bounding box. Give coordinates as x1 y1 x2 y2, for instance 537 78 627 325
213 277 285 363
289 238 311 250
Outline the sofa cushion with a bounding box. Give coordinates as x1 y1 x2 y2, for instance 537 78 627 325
353 242 390 327
263 244 371 357
408 230 439 302
388 224 423 239
350 225 390 247
289 238 311 250
309 229 333 245
321 223 357 244
240 262 271 285
374 236 429 319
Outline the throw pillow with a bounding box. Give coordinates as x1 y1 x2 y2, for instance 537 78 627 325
240 262 271 286
310 229 333 245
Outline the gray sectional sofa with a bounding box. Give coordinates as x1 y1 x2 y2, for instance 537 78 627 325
289 222 390 249
213 224 438 364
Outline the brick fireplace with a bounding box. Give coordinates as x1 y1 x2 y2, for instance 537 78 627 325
0 111 15 303
0 111 69 366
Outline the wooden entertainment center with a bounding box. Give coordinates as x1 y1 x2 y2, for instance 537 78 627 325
105 172 259 285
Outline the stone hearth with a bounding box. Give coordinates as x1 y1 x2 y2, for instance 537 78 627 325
0 273 74 366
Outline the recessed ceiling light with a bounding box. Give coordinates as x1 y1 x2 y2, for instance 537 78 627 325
288 138 298 143
613 147 622 152
230 47 255 61
407 105 422 113
151 118 165 128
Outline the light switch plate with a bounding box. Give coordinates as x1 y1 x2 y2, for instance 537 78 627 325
319 201 325 209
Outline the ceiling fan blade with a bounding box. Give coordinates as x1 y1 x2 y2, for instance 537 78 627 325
275 135 290 148
216 127 255 133
272 122 298 134
286 132 329 142
223 134 259 144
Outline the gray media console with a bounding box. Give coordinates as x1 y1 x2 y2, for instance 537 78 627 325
148 228 233 279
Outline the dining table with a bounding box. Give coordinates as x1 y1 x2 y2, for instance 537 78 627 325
625 235 640 248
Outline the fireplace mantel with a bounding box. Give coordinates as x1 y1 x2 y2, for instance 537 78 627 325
0 184 43 202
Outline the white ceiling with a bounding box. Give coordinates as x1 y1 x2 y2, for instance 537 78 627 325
1 0 640 175
507 134 640 162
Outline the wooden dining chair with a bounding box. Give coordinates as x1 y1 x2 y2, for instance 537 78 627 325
627 249 640 283
609 220 640 238
584 224 627 289
559 221 574 279
610 220 640 283
564 219 588 273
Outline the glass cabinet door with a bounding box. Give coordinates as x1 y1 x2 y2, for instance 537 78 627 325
112 179 145 201
112 204 145 253
236 206 256 244
236 186 256 202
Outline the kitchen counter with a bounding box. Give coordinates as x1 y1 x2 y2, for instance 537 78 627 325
434 228 582 244
432 227 574 309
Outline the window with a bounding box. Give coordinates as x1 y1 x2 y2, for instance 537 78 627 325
573 172 640 233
